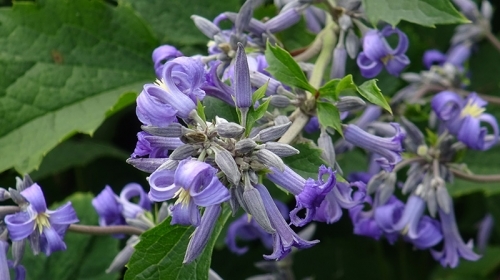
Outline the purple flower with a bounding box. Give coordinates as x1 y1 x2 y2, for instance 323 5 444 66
255 184 318 260
431 205 481 268
314 181 366 224
148 159 230 226
234 43 253 109
225 201 289 255
152 45 183 78
423 49 447 69
431 91 499 150
423 44 471 69
202 61 235 106
92 183 152 238
391 195 442 249
184 205 222 263
142 57 206 120
0 241 26 280
357 26 410 78
289 166 336 227
136 88 178 127
131 132 173 158
5 184 79 256
304 117 320 134
343 123 405 172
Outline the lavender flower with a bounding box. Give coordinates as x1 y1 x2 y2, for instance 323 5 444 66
255 184 318 260
423 44 471 69
141 57 206 120
0 240 26 280
431 205 481 268
357 26 410 78
148 159 230 226
431 91 499 150
314 181 365 224
343 123 405 172
152 45 183 77
5 184 79 256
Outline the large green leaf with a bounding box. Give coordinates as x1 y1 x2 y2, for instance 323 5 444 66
30 140 130 180
125 205 231 280
362 0 468 27
119 0 240 47
0 0 157 174
21 193 120 280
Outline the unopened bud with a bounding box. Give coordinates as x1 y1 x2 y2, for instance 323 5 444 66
346 29 360 59
126 158 170 173
318 131 336 167
213 146 241 185
254 122 291 142
191 15 221 38
243 187 275 234
254 149 285 171
141 123 183 137
169 144 197 160
235 139 258 154
263 142 299 157
335 96 366 112
270 95 291 108
217 122 245 138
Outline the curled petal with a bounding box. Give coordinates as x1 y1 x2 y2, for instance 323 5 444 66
423 49 446 69
136 88 177 127
171 201 200 226
385 55 410 76
362 30 389 61
92 186 124 227
380 26 409 56
5 212 35 241
148 168 178 202
431 91 463 121
478 113 500 150
48 202 79 225
357 52 383 78
152 45 183 77
190 177 230 207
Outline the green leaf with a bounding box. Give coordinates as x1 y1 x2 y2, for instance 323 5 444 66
362 0 468 27
203 97 239 123
21 193 120 280
282 143 327 179
357 80 393 114
319 74 357 101
118 0 240 48
448 146 500 197
252 82 269 105
30 140 129 180
316 101 343 137
265 41 316 93
125 205 231 280
246 99 271 135
196 100 207 122
0 0 157 174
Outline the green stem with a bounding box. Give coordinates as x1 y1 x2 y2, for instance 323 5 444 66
449 168 500 183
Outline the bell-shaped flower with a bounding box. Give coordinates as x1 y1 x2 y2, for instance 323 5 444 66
92 183 152 238
314 181 366 224
431 205 481 268
391 195 443 249
289 166 336 227
5 184 79 256
148 159 230 226
356 26 410 78
131 131 173 158
255 184 318 261
431 91 499 150
142 57 206 120
343 123 405 172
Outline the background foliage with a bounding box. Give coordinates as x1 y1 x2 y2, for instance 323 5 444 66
0 0 499 279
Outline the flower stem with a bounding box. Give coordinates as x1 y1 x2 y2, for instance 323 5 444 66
68 224 145 236
449 168 500 182
485 30 500 53
0 206 21 216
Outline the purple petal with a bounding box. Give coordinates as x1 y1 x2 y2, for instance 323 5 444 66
381 26 409 56
40 226 66 256
92 186 124 227
20 183 47 213
171 201 200 226
191 177 230 207
152 45 183 77
431 91 463 121
385 55 410 76
5 212 35 241
457 116 486 150
362 30 389 61
266 166 305 196
48 202 79 225
357 52 383 78
0 241 9 280
423 49 446 69
478 113 500 150
148 168 179 202
234 43 253 108
120 183 152 211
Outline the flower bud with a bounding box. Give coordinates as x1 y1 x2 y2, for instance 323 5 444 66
335 96 366 112
213 146 241 185
254 122 292 142
191 15 221 39
243 187 275 234
270 95 291 108
217 122 245 138
235 138 258 154
254 149 285 171
263 142 299 157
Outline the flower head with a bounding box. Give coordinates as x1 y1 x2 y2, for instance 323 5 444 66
148 159 230 226
357 26 410 78
5 184 79 256
432 91 499 150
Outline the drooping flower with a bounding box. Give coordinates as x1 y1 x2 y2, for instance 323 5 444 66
255 184 318 260
5 184 79 256
431 91 499 150
431 205 481 268
343 123 405 172
148 159 230 226
357 26 410 78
